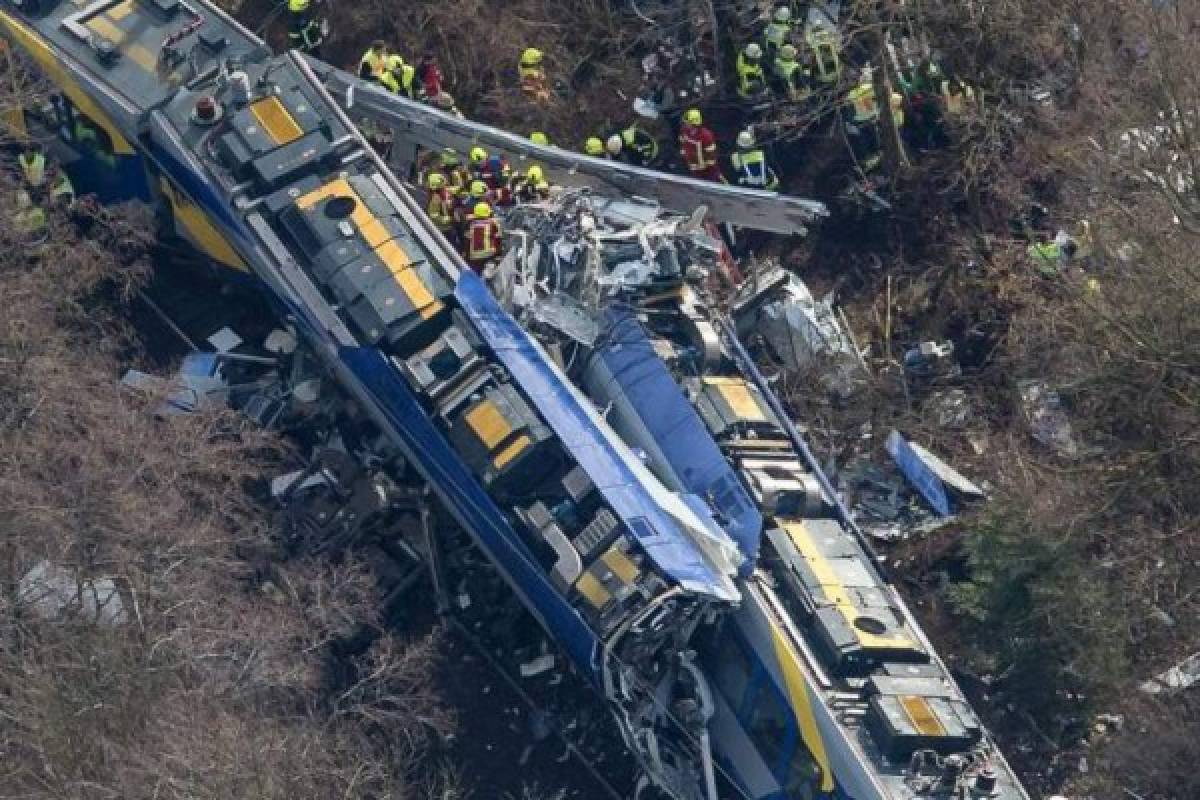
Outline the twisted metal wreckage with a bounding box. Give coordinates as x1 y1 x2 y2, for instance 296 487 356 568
0 0 1028 797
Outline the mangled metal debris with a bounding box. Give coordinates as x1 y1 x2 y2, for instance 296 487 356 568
1139 651 1200 695
886 430 985 517
730 267 866 397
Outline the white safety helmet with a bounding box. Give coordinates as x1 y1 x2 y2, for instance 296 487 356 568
773 6 791 23
736 130 755 149
860 64 874 83
606 134 623 156
745 42 763 60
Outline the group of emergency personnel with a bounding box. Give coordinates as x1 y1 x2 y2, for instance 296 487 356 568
576 110 774 190
751 6 980 169
421 143 559 274
357 41 446 105
10 141 75 246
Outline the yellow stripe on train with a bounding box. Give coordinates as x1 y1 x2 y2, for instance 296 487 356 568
768 618 836 793
159 178 250 272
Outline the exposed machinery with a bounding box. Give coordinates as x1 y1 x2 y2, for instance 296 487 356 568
0 2 1029 798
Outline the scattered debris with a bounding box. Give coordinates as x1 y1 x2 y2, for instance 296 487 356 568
1018 380 1082 458
925 389 975 429
731 267 865 397
1139 651 1200 695
886 430 985 517
903 340 960 381
17 560 127 626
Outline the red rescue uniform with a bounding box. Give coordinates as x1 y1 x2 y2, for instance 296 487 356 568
679 125 723 182
466 217 502 272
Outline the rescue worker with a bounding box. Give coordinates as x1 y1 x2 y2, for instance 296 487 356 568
514 165 549 203
417 53 444 100
381 54 416 98
736 43 768 100
530 131 551 147
762 6 792 59
730 130 779 191
47 167 75 209
359 40 389 82
13 188 47 246
480 153 512 193
584 136 606 158
907 58 942 97
939 76 978 117
773 44 812 104
17 144 46 191
286 0 323 56
1027 232 1063 277
615 122 659 167
440 148 470 195
73 118 116 169
846 68 882 170
456 179 493 229
518 47 551 102
806 26 842 87
604 135 629 163
425 172 455 237
465 202 502 273
678 108 723 182
468 146 489 183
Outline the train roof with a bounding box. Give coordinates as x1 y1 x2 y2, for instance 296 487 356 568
8 0 259 113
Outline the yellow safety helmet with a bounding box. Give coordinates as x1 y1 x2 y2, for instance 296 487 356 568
473 202 493 219
521 48 544 66
530 131 549 146
584 137 605 156
780 43 798 61
470 179 488 196
470 146 488 164
427 172 446 189
535 180 550 191
684 108 703 126
526 165 545 183
441 148 460 167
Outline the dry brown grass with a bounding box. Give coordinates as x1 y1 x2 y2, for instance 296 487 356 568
0 149 453 798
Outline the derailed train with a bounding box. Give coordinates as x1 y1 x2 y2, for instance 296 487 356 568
0 0 1030 797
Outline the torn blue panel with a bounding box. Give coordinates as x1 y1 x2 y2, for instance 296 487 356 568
584 309 762 571
885 430 951 517
455 271 740 601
